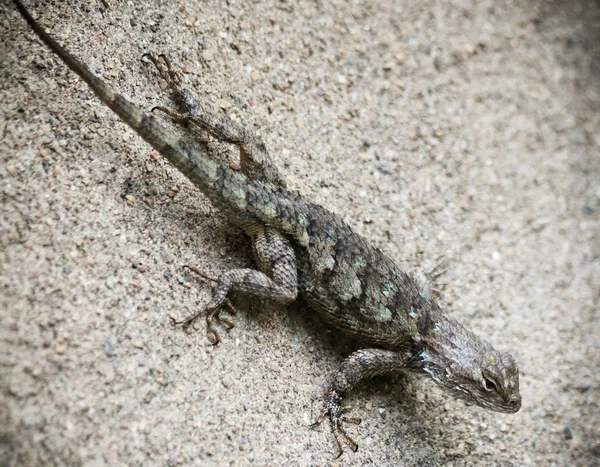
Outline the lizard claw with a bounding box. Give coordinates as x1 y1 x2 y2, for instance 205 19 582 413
312 391 361 457
174 298 237 345
142 53 183 85
204 300 237 344
175 265 238 344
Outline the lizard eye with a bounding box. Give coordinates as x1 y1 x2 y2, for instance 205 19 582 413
482 377 497 392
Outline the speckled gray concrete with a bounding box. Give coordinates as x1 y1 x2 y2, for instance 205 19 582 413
1 1 599 465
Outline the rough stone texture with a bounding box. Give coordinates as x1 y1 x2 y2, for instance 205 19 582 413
1 0 598 465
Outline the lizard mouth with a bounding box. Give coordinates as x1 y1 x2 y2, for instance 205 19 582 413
480 395 522 413
461 389 521 413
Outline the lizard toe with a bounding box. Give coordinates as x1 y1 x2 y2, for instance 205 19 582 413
313 391 360 456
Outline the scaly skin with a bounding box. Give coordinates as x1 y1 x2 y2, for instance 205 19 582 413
12 0 521 456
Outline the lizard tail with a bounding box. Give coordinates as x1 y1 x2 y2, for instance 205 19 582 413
12 0 309 246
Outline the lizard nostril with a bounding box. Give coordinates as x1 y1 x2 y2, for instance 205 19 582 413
507 395 521 409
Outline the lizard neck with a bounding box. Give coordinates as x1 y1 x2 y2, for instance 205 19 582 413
418 314 494 384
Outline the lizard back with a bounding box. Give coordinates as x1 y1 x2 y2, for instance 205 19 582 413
296 203 441 349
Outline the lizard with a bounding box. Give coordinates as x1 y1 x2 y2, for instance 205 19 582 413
11 0 522 456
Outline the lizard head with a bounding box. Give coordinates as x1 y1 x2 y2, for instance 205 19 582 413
422 320 521 413
446 348 521 413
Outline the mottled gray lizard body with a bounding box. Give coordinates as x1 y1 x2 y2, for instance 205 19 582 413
13 0 521 456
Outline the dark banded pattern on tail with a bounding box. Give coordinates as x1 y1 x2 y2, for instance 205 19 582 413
12 0 310 246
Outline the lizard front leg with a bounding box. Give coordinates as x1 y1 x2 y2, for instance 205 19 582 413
143 53 287 188
316 349 419 456
181 228 297 344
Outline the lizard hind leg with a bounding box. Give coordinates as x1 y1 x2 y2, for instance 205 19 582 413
180 229 298 344
142 53 287 188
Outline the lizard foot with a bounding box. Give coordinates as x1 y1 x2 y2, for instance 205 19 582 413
176 299 237 345
142 53 195 124
312 391 361 457
176 265 238 344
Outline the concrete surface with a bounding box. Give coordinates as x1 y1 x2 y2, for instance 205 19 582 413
1 0 599 465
